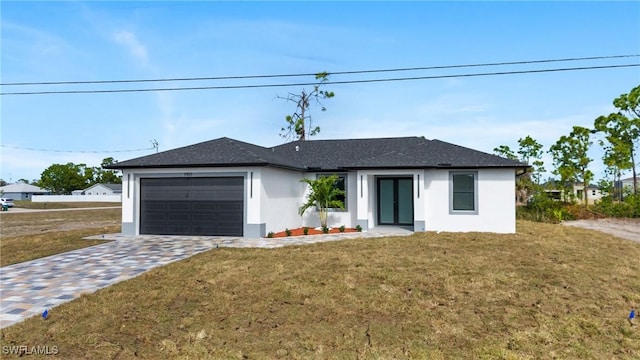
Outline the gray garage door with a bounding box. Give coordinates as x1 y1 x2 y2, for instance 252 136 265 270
140 177 244 236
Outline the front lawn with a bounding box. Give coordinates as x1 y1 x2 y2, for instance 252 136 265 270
0 209 120 266
1 220 639 358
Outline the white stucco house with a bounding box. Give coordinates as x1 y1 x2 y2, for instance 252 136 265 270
106 136 528 237
72 183 122 196
621 176 638 192
573 184 603 204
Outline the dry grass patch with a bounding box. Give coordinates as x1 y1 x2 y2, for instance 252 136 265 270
0 209 120 266
1 221 639 359
0 227 117 267
13 201 120 209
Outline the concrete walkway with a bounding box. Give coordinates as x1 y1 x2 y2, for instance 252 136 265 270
0 228 412 329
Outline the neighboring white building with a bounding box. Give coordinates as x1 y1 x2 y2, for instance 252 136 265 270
621 176 638 192
573 184 604 204
0 183 50 200
73 183 122 196
107 137 528 237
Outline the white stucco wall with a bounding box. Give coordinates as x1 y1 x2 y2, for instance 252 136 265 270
424 168 516 233
260 167 307 233
121 171 135 226
355 170 426 230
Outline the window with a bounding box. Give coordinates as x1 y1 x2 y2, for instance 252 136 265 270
316 173 347 211
449 171 478 214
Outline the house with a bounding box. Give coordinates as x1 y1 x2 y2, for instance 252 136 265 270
621 176 638 192
573 184 603 204
72 183 122 196
0 183 50 200
106 136 528 237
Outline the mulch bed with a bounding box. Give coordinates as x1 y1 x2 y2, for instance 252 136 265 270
269 226 359 238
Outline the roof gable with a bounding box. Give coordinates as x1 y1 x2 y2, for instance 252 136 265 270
83 183 122 192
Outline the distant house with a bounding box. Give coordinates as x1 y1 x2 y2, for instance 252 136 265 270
73 183 122 196
608 176 638 200
621 176 638 191
540 181 603 204
0 183 50 200
573 184 603 204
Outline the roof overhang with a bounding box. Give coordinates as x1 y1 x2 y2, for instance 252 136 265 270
105 162 306 172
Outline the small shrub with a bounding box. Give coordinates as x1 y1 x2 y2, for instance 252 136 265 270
267 232 275 238
285 228 292 237
517 191 570 223
552 209 564 222
322 226 329 234
339 225 345 233
355 224 363 232
303 227 309 235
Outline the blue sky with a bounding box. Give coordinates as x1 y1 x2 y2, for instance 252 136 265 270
1 1 639 183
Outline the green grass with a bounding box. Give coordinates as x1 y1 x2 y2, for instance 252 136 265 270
1 221 639 359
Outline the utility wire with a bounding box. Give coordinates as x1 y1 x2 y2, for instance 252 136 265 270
1 54 638 86
1 63 638 96
0 144 156 153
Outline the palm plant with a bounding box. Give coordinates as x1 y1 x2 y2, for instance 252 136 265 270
298 175 345 228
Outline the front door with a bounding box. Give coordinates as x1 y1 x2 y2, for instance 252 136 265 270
377 177 413 225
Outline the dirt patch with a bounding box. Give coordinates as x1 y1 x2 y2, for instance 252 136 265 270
562 218 640 243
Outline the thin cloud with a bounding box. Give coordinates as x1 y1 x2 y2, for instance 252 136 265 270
113 30 149 65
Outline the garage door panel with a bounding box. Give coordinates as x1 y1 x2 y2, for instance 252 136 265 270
140 177 244 236
166 201 191 211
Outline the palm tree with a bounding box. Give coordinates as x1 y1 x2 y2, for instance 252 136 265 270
298 175 345 228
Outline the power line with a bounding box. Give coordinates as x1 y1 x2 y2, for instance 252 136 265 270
0 144 156 153
1 54 638 86
1 63 638 96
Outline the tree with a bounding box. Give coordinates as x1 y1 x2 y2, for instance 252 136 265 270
279 72 334 141
494 144 531 202
97 157 121 184
493 145 518 160
494 139 545 203
298 175 345 228
593 85 640 196
0 179 6 187
38 163 92 194
549 126 593 205
517 136 545 184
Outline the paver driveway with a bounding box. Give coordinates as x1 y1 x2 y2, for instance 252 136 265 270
0 228 412 328
0 236 227 328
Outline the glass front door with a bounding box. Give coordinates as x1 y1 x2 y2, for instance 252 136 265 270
377 178 413 225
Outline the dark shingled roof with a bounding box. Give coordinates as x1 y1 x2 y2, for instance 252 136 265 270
109 137 305 170
108 136 528 171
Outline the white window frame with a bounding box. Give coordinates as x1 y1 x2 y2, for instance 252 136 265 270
449 171 478 215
